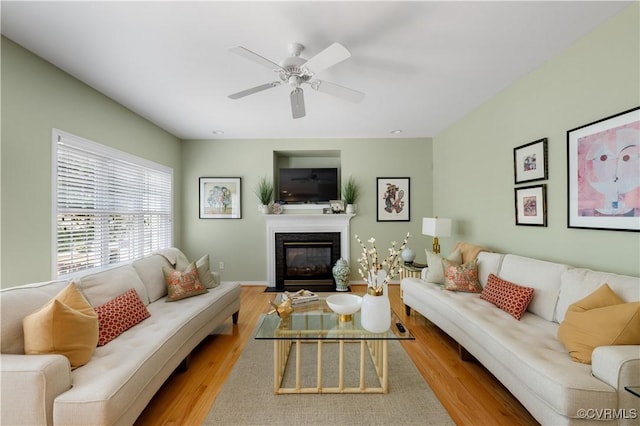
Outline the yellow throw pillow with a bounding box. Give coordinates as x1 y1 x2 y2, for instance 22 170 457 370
23 282 99 369
558 284 640 364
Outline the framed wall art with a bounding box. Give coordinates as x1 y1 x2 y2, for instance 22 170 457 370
199 177 242 219
567 106 639 231
515 184 547 227
376 177 410 222
514 138 548 184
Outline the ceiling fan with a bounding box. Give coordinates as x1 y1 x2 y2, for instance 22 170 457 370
228 42 365 119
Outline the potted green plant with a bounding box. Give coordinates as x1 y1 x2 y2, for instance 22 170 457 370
254 177 273 214
342 176 359 214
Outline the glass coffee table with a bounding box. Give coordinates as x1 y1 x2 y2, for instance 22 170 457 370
255 295 414 394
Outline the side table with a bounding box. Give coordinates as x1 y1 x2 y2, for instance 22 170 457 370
399 262 426 280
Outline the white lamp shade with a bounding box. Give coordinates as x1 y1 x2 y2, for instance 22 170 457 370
422 217 452 237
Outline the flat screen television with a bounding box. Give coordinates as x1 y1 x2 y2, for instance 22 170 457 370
278 168 339 203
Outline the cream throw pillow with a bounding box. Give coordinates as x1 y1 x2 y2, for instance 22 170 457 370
23 282 99 369
425 249 462 284
196 254 219 289
558 283 640 364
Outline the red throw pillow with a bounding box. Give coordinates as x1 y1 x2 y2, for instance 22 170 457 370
95 289 150 346
480 273 534 320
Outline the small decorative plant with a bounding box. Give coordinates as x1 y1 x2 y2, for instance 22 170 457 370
254 177 273 205
342 176 359 205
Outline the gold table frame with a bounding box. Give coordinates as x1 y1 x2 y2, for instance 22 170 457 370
255 297 413 394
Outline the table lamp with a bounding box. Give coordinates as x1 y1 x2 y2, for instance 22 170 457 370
422 217 451 254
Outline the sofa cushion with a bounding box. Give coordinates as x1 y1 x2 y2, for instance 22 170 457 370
497 254 570 321
23 282 98 368
78 265 149 307
425 249 461 284
555 268 640 323
196 254 219 289
475 252 504 287
558 284 640 364
163 263 208 301
442 258 482 293
480 273 534 320
95 289 151 346
132 254 173 303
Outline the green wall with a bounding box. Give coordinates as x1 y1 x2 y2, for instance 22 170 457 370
180 138 433 282
1 37 183 287
433 3 640 276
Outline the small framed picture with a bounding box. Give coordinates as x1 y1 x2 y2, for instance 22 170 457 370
515 184 547 227
199 177 242 219
377 177 410 222
567 106 640 231
513 138 548 184
329 199 344 213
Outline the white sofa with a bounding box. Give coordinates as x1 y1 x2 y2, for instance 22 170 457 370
0 248 241 426
401 251 640 426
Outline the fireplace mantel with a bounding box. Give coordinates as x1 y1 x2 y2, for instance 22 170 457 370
264 214 354 287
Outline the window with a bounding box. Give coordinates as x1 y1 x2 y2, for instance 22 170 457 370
53 129 172 278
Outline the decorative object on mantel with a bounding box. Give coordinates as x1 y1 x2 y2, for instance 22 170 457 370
567 106 639 232
342 176 360 214
355 233 410 332
376 177 410 222
254 176 274 214
422 217 451 254
513 138 548 184
199 177 242 219
269 202 283 215
330 199 345 213
332 258 351 292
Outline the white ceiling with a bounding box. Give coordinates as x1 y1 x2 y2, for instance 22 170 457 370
1 1 631 140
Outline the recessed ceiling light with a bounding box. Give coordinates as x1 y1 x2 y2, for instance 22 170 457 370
212 130 225 135
390 129 403 135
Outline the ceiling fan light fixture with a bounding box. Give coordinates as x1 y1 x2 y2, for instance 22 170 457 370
212 130 225 135
390 129 403 135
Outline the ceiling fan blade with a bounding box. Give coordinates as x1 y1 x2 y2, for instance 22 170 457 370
290 88 306 119
302 42 351 75
310 80 365 103
229 46 285 72
228 81 281 99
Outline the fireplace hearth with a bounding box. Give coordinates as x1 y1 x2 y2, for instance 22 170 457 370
275 232 340 292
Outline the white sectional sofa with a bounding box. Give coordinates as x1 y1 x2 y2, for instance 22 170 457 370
0 248 241 426
401 251 640 426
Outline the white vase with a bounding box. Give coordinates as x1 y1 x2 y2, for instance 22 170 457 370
360 287 391 333
345 204 355 214
258 204 270 214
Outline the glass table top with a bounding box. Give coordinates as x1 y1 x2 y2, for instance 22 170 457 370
255 295 415 341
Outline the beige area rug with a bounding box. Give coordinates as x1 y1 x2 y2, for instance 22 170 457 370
204 330 454 425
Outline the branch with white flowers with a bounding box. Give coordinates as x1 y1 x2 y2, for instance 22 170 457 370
354 232 410 288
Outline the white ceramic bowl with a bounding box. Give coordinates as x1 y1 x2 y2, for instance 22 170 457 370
326 294 362 315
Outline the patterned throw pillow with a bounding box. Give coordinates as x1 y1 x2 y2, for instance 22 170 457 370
442 258 482 293
95 288 150 346
163 262 208 302
480 273 535 320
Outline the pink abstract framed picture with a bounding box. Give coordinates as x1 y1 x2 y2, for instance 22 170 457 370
515 184 547 227
567 106 640 231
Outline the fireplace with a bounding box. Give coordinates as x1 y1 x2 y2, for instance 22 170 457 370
264 213 353 290
275 232 340 291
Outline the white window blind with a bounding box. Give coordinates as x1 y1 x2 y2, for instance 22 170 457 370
53 130 173 278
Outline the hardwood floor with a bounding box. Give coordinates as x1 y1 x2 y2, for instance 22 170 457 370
135 285 539 425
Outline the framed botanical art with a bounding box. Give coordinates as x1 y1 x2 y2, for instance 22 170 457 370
514 138 548 184
515 184 547 227
199 177 242 219
567 106 639 231
376 177 410 222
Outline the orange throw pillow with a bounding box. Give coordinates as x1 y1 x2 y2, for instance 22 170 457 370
558 284 640 364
